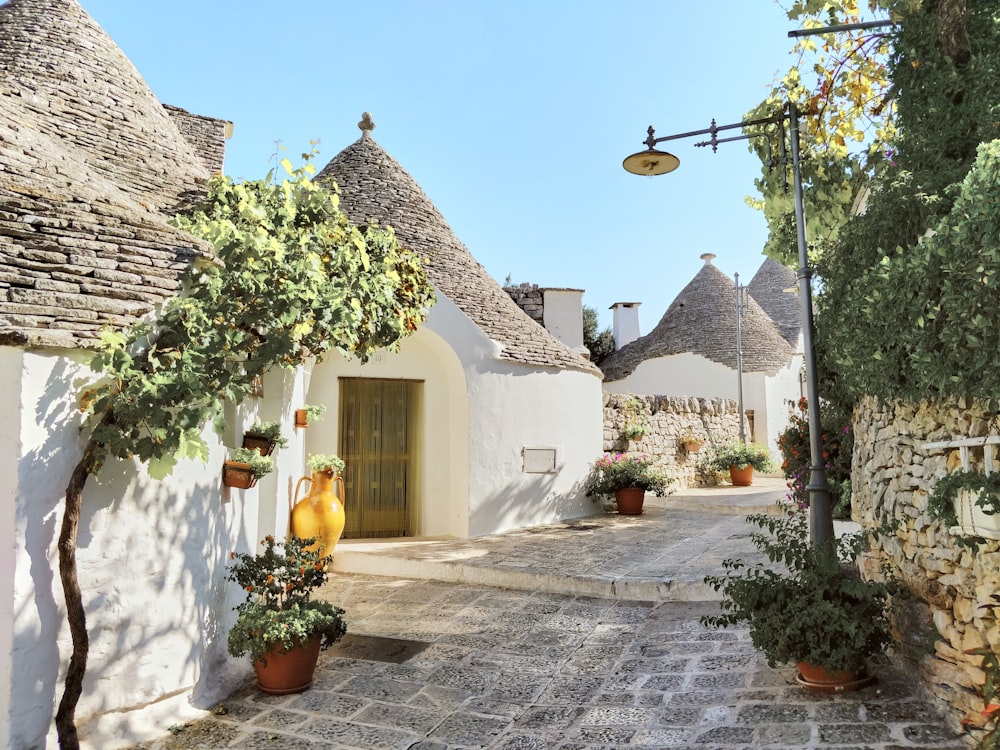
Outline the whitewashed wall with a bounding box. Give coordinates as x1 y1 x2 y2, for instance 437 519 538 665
306 313 470 538
305 294 603 539
2 346 306 748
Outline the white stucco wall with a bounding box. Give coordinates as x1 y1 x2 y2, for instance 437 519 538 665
306 317 470 539
4 347 301 748
304 293 603 540
425 297 604 538
542 289 584 350
0 348 20 748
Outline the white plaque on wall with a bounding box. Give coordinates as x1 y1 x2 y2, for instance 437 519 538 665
522 447 557 473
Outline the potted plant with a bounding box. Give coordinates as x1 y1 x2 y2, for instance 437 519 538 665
242 420 289 456
582 452 673 515
307 453 346 476
295 403 327 428
679 431 707 452
702 508 895 691
291 454 349 556
928 469 1000 541
222 447 274 489
619 395 647 442
226 535 347 695
709 441 775 486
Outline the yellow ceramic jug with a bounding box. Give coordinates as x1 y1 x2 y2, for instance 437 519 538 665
290 471 346 557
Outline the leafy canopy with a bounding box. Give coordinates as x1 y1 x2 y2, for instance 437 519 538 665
82 151 435 477
745 0 905 266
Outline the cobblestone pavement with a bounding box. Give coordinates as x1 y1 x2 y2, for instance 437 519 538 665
122 481 972 749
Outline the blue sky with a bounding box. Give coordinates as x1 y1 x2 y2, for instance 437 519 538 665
81 0 805 334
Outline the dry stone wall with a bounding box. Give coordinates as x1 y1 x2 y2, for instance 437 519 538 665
853 396 1000 725
504 282 544 325
602 391 746 488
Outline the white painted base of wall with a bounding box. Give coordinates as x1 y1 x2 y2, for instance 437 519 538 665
52 683 235 750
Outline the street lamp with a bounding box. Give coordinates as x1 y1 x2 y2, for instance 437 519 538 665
734 272 747 445
623 102 834 545
623 18 896 545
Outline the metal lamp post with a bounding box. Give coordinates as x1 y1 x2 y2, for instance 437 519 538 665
734 272 747 445
622 18 895 544
623 102 834 545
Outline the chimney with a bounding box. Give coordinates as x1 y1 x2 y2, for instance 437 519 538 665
610 302 641 350
541 288 586 352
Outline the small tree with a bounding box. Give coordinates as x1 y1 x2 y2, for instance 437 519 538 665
583 304 614 365
55 151 435 748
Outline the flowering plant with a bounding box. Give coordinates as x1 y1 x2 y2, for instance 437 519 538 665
778 398 853 517
226 535 346 665
583 453 673 498
708 441 775 472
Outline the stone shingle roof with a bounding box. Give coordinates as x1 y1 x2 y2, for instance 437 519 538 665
0 0 217 348
601 255 794 382
747 257 801 346
316 115 599 375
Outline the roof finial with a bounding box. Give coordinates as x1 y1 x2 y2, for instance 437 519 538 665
359 112 375 138
700 253 716 264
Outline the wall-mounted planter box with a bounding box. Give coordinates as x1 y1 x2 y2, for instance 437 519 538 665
242 433 276 456
222 461 258 489
953 489 1000 540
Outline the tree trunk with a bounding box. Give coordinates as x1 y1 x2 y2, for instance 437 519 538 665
54 442 97 750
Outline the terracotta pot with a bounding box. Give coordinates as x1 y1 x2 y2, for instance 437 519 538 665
291 471 346 556
615 487 646 515
682 439 705 452
294 409 309 428
796 661 873 693
254 635 322 695
729 465 754 486
242 433 276 456
222 461 257 489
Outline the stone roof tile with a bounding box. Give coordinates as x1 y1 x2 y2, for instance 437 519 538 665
747 257 801 346
0 0 217 349
315 116 599 376
601 255 794 381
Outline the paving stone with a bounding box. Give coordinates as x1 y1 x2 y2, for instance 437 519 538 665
426 712 510 746
901 723 967 745
285 689 366 716
737 703 810 723
339 674 424 702
632 726 695 747
247 708 310 729
693 725 756 743
515 705 584 729
123 491 971 750
579 705 658 726
756 722 813 744
236 731 332 750
818 722 892 743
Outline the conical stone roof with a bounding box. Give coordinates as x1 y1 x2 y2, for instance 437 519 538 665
601 255 794 382
316 115 599 375
0 0 210 208
0 0 215 348
747 257 801 346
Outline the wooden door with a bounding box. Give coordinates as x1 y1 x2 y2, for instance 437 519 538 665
339 378 420 538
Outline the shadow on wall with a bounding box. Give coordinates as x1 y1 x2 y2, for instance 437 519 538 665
14 361 246 746
467 469 596 539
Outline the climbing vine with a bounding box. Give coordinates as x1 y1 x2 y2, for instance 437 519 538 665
745 0 905 266
55 151 435 748
815 0 1000 407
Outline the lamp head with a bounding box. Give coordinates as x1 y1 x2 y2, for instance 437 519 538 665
623 148 680 176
